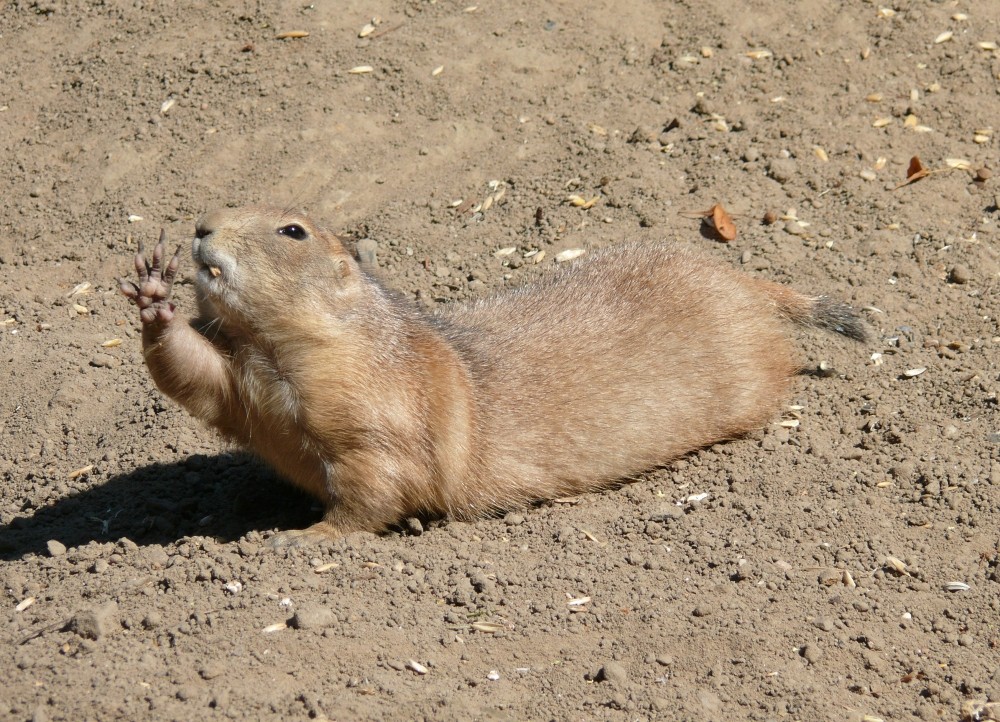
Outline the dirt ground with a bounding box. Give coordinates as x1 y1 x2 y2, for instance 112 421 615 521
2 1 1000 720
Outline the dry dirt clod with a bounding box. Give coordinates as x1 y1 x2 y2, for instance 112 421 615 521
66 602 119 640
290 605 336 630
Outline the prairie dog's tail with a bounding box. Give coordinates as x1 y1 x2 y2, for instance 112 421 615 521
758 280 869 342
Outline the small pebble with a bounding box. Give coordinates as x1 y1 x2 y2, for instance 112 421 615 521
783 220 805 236
801 643 822 664
46 539 66 557
291 605 337 630
948 265 971 284
767 158 796 184
403 517 424 536
596 662 628 684
812 617 834 632
89 354 121 369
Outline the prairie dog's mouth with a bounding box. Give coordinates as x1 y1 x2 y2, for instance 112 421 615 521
208 266 222 278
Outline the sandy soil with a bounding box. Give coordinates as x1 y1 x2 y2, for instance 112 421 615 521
2 1 1000 720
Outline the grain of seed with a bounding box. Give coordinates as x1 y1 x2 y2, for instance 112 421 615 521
934 31 953 44
778 419 800 428
262 622 287 633
860 169 877 182
407 660 428 675
877 7 895 18
944 581 970 592
904 114 918 128
945 158 971 169
128 214 143 223
555 249 585 263
101 339 122 348
348 66 374 74
67 281 91 297
903 367 926 377
872 117 892 128
953 13 968 21
73 304 89 315
566 596 591 607
813 146 829 162
275 31 310 39
68 464 94 479
579 528 605 545
359 23 376 37
913 125 933 133
978 42 998 51
885 556 910 575
565 194 599 209
463 5 478 11
843 570 856 588
431 65 444 76
313 562 340 573
160 98 175 114
481 196 493 212
15 597 35 612
492 186 506 203
449 199 463 207
700 46 713 58
865 93 883 103
494 247 516 258
909 88 920 101
745 49 772 59
471 621 505 633
530 250 545 264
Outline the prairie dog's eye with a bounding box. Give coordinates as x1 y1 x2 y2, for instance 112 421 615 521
278 224 308 240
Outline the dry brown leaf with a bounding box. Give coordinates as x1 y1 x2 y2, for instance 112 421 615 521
679 204 738 241
894 156 931 189
710 203 738 241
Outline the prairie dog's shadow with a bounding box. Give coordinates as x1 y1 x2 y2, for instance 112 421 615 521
0 454 319 560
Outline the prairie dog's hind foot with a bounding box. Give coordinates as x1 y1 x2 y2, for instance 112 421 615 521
267 519 347 550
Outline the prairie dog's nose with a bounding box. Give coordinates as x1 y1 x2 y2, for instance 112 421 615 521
195 208 234 239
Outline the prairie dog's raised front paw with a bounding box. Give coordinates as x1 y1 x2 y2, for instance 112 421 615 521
120 229 182 325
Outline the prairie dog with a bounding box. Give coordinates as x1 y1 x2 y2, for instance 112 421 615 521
120 206 866 546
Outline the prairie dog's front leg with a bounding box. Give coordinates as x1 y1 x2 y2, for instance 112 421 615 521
120 231 236 429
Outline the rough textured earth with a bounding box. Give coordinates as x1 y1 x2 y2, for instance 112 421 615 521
2 1 1000 720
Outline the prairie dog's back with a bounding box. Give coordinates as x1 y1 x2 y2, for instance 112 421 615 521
437 242 798 508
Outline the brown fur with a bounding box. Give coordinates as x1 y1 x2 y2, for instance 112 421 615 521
122 206 866 545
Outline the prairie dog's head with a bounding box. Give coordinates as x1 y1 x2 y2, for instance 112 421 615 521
192 206 360 329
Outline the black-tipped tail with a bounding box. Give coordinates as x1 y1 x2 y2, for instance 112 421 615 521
810 296 869 342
